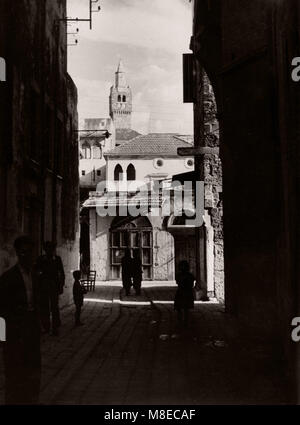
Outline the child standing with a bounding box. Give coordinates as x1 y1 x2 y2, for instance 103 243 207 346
73 270 86 326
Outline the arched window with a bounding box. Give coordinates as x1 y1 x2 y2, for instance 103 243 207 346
114 164 123 181
118 95 121 102
82 142 91 159
92 144 102 159
122 95 126 102
127 163 136 181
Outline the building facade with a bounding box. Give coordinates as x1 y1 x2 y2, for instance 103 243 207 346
79 117 115 203
79 62 140 273
0 0 79 303
84 133 196 282
79 62 139 204
80 59 224 300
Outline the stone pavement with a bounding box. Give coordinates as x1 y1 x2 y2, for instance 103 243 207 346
0 283 291 405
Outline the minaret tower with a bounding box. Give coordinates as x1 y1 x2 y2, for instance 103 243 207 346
109 60 132 129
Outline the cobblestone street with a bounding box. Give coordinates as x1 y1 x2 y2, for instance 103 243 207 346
0 283 290 405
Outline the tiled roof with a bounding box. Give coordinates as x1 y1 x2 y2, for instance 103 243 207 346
116 129 140 142
106 133 193 157
174 134 194 144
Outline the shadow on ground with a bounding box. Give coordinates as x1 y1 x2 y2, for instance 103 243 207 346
0 285 291 405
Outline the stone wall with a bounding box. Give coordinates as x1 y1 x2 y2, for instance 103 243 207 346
192 0 300 399
91 213 112 281
203 74 224 301
150 217 175 281
0 0 79 306
193 70 224 302
192 0 278 331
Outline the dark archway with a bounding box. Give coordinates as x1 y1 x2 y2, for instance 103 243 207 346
114 164 123 181
192 1 283 336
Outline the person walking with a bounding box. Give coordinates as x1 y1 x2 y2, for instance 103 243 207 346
121 248 133 296
0 236 41 405
174 260 195 328
37 241 65 336
132 250 143 296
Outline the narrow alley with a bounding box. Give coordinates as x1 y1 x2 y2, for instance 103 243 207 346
1 0 300 408
0 284 289 405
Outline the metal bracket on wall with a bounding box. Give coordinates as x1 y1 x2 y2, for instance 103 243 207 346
60 0 101 45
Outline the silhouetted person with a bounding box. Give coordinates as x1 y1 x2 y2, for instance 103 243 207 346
36 241 65 336
132 250 143 296
73 270 86 326
0 236 41 405
174 260 195 328
122 249 132 296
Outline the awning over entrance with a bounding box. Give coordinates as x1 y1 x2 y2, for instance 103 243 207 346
82 191 161 210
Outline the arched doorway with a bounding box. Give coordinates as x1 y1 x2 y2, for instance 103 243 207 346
110 216 153 280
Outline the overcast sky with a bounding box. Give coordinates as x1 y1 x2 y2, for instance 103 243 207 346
67 0 193 135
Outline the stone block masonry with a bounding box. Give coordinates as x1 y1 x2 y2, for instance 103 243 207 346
0 0 80 307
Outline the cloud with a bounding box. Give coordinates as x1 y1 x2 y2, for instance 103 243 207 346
68 0 192 53
67 0 193 134
74 77 110 119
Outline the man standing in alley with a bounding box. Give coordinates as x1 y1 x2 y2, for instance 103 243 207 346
132 250 143 296
121 248 133 296
37 241 65 336
0 236 41 405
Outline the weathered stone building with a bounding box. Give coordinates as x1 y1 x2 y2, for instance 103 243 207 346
190 0 300 400
83 133 196 282
79 62 140 272
80 59 224 300
79 63 139 204
0 0 79 303
79 117 115 203
109 60 132 131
